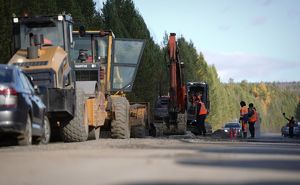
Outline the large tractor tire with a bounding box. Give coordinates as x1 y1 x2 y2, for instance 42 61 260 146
60 89 88 142
111 97 130 139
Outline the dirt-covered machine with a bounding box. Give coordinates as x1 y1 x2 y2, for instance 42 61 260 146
153 33 187 136
8 14 91 142
153 34 210 136
71 30 146 139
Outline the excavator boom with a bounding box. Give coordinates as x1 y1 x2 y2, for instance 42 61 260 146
168 33 186 115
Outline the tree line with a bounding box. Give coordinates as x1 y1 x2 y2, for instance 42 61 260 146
0 0 299 132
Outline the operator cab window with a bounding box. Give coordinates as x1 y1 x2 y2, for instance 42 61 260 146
71 36 93 63
19 21 63 49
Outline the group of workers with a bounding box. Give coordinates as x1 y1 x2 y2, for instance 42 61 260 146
193 96 259 138
193 97 296 139
240 101 259 138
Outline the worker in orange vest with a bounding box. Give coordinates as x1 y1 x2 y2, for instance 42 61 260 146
195 94 208 136
253 107 260 137
247 103 257 138
240 101 248 138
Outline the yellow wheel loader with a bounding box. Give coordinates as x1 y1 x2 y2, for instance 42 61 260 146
9 14 88 142
71 30 146 139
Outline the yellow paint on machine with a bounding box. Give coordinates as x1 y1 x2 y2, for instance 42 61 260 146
84 93 107 127
85 98 95 126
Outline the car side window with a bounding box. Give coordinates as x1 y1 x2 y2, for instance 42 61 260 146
14 70 23 90
24 75 35 93
20 72 33 93
19 72 29 91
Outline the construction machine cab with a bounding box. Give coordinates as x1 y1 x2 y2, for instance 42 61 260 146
71 31 145 93
12 14 73 62
10 14 74 90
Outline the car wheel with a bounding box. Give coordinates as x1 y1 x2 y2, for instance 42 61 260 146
40 116 51 144
18 114 32 146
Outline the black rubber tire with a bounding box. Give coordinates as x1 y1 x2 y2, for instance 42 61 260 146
60 89 88 142
40 116 51 144
18 114 32 146
88 126 100 140
131 125 146 138
111 97 130 139
34 116 51 144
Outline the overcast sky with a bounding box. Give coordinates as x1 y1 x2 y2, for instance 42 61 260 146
95 0 300 82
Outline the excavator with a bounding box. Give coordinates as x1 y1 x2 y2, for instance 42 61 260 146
153 33 210 136
153 33 187 135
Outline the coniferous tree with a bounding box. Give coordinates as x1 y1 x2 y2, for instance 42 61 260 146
0 0 298 132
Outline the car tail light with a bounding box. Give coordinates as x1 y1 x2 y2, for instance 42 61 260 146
0 88 18 108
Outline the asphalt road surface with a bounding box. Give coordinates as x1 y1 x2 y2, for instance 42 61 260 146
0 133 299 185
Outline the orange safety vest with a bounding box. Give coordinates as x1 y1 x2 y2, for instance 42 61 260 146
198 101 208 115
255 111 258 123
249 110 257 122
240 106 248 116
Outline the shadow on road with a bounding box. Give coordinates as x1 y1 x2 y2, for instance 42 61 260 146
200 145 300 155
175 139 300 172
177 158 300 172
121 181 300 185
0 135 18 147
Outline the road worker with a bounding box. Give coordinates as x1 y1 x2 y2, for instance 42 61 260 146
247 103 257 138
195 94 208 136
240 101 248 138
282 113 295 138
253 107 261 138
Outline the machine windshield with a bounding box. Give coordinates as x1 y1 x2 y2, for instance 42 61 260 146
113 40 144 64
19 21 64 49
112 39 145 91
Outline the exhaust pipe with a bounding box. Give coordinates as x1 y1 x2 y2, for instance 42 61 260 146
27 33 44 59
27 46 38 59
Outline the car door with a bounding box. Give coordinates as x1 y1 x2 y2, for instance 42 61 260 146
19 72 44 129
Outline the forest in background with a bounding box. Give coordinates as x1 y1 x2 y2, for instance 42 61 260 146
0 0 299 132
